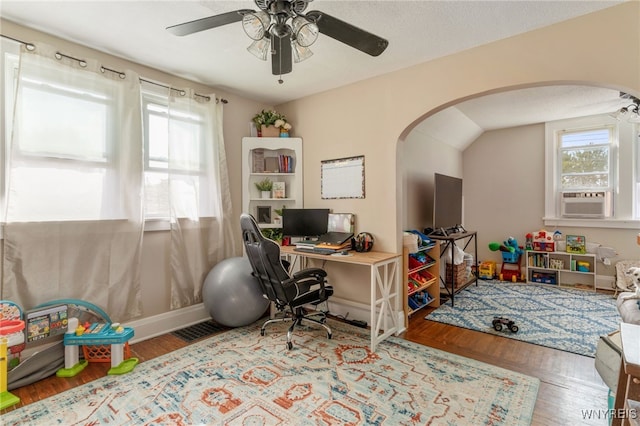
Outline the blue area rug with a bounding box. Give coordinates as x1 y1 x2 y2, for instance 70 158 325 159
426 280 620 357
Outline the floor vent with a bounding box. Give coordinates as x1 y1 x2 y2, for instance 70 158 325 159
171 320 229 342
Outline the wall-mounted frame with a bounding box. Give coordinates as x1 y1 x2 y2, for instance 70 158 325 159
321 155 365 199
257 206 271 224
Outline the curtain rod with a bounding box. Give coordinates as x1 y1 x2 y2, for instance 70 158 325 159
1 33 229 104
0 33 35 50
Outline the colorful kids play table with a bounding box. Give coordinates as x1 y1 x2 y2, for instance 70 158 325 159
57 318 138 377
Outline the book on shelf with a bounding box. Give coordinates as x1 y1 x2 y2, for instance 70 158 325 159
252 149 264 173
279 155 294 173
264 157 279 173
261 155 295 174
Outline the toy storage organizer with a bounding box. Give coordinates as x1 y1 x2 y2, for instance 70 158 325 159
430 230 478 307
525 250 597 290
83 342 131 363
403 236 440 323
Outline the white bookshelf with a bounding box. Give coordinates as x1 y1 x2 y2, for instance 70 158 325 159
525 250 597 291
241 137 303 227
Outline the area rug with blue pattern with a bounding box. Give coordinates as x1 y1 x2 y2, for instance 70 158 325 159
2 319 539 425
426 280 620 357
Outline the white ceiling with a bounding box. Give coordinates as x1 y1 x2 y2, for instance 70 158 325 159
413 85 633 149
0 1 632 149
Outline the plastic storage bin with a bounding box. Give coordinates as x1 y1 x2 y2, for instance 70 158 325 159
502 251 519 263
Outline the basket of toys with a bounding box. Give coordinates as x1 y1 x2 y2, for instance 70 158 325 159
446 262 468 287
83 342 131 363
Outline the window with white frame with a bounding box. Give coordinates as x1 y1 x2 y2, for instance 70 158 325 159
558 127 612 191
545 114 639 225
4 52 127 222
142 93 209 220
2 42 221 226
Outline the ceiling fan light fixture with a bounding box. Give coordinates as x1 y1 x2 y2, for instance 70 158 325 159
270 22 291 39
168 4 389 76
292 42 313 63
292 16 319 47
241 11 270 40
247 38 270 61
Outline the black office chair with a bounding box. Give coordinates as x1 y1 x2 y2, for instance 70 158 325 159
240 213 333 349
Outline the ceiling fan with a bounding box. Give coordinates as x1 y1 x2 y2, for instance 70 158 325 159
167 0 389 77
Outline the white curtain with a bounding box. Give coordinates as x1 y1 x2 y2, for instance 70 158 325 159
167 89 236 308
2 43 144 321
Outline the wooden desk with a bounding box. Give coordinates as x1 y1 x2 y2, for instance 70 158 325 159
613 322 640 425
280 246 402 352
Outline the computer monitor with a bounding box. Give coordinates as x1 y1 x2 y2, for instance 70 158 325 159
282 208 330 239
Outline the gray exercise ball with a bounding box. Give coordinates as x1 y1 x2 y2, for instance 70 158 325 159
202 256 269 328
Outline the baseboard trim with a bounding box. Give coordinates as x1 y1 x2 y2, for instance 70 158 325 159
327 297 406 333
596 275 615 291
126 298 403 345
327 297 370 324
124 304 210 344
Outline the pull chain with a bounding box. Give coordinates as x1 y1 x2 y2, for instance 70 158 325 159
277 36 284 84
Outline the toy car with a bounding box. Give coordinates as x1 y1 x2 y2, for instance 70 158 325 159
492 316 519 333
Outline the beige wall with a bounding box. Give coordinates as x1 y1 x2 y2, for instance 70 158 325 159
0 19 269 318
466 120 639 277
2 2 639 319
277 2 639 304
279 1 639 253
401 130 463 231
464 124 545 263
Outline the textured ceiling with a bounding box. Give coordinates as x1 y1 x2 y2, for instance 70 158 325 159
0 0 625 104
413 85 632 150
0 1 630 149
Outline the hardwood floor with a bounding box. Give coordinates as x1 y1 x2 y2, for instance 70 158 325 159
2 311 612 425
403 307 611 425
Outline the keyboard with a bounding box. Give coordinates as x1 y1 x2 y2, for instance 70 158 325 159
294 247 335 255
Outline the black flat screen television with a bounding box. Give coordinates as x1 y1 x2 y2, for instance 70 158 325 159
433 173 463 233
282 208 330 239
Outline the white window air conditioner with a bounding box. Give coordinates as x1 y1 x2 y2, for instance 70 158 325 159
561 191 612 218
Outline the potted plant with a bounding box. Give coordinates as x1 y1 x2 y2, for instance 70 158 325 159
262 228 283 243
252 109 292 137
255 177 273 198
273 205 285 224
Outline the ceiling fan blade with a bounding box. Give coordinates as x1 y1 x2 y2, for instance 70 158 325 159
272 37 293 76
166 10 251 36
306 10 389 57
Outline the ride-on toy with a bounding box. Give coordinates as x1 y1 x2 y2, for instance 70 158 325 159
492 316 519 333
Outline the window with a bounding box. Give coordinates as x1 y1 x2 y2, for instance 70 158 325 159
545 114 638 226
142 93 214 220
5 53 130 222
558 127 612 191
2 42 222 227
